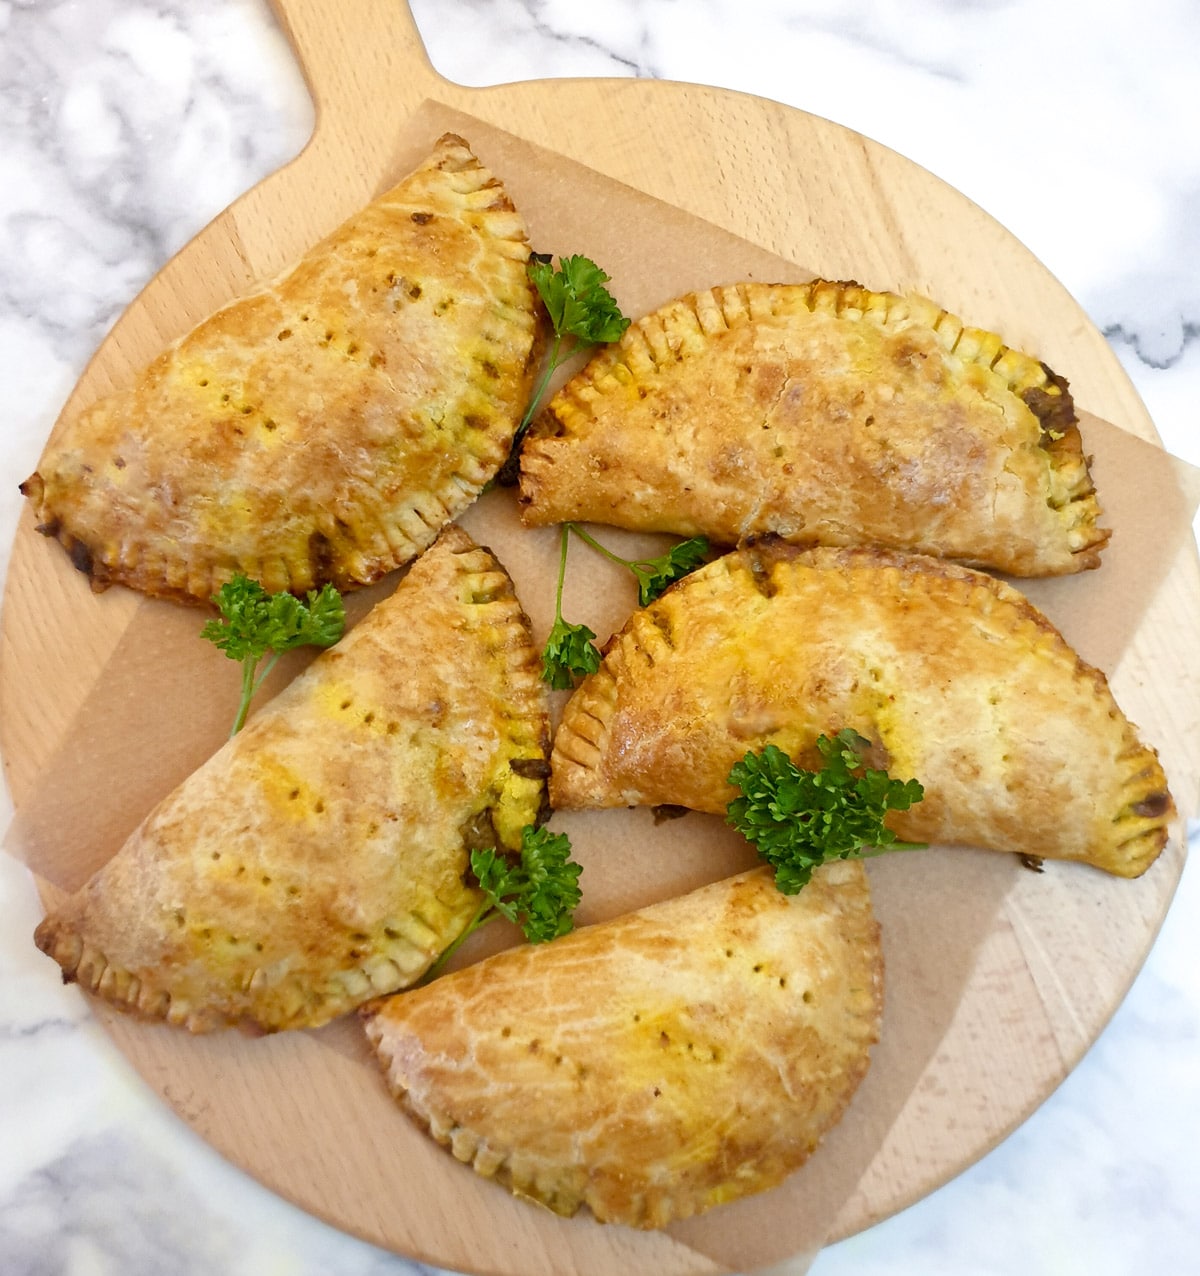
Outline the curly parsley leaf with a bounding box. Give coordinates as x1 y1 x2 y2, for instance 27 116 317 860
627 535 710 605
472 826 583 944
528 253 631 346
200 574 345 735
541 522 603 689
496 252 631 486
727 731 926 894
422 825 584 982
542 616 603 689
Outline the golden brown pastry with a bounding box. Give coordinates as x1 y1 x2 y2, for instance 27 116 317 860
22 134 541 603
364 861 882 1228
519 280 1106 576
33 527 549 1031
551 541 1171 877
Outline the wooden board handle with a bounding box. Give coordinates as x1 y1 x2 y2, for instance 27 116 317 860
269 0 445 128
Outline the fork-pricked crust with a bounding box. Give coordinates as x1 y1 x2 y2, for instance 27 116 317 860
33 528 550 1032
551 542 1171 877
21 134 541 603
363 862 882 1229
519 281 1106 576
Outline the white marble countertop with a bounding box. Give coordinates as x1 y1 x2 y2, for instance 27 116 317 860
1 2 1197 1273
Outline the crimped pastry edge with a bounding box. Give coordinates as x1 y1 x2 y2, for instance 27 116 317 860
519 280 1109 574
22 134 540 604
362 863 884 1229
33 526 552 1032
550 540 1172 877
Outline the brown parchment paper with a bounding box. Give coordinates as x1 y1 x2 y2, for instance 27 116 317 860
6 101 1200 1276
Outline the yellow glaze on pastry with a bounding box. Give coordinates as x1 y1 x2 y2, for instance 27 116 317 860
22 134 541 602
34 527 550 1031
364 862 881 1228
551 542 1171 877
520 281 1106 576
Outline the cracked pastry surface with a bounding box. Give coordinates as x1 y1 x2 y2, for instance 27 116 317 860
33 527 550 1032
363 861 882 1229
519 280 1106 576
21 133 541 603
551 541 1171 877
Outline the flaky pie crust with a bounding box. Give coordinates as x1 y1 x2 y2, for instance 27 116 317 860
364 862 882 1229
22 134 541 603
520 280 1107 576
33 527 550 1031
551 541 1171 877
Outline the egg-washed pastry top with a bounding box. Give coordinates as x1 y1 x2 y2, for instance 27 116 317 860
551 541 1171 877
519 280 1107 577
364 861 882 1229
33 527 550 1032
21 133 541 603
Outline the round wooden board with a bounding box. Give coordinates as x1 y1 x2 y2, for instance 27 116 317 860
3 2 1197 1274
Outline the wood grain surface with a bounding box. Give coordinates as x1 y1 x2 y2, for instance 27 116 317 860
2 1 1197 1273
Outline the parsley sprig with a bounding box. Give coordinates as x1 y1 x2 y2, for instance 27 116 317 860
497 252 630 485
200 574 345 735
472 828 583 943
541 523 603 689
540 524 709 689
727 731 926 893
566 523 709 606
424 825 584 981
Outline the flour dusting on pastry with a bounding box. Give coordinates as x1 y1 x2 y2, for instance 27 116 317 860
22 134 542 603
551 541 1170 877
33 527 550 1032
519 280 1107 576
364 863 882 1228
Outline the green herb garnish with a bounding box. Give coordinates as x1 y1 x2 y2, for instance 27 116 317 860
200 574 345 735
528 253 630 346
539 524 708 689
727 730 926 893
541 523 603 689
496 252 631 485
471 827 583 943
566 523 709 606
424 825 583 981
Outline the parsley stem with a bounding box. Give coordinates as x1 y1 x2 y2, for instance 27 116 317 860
855 840 929 858
230 650 283 737
564 522 662 578
231 660 258 737
522 334 562 424
565 521 627 568
511 332 572 456
420 897 495 985
252 651 283 698
554 521 571 625
564 522 709 607
496 335 579 487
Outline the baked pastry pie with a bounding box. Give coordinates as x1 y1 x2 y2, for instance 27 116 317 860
519 281 1107 576
33 527 550 1031
21 134 541 603
364 861 882 1228
551 541 1171 877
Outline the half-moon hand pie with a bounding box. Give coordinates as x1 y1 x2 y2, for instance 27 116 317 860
519 280 1107 576
33 527 550 1032
550 541 1171 877
363 861 882 1229
21 133 541 603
